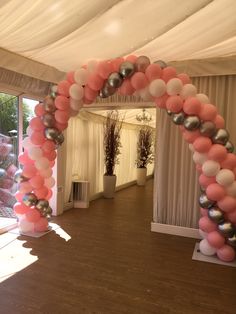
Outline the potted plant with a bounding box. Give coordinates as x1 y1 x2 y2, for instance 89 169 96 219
136 126 154 186
103 111 122 198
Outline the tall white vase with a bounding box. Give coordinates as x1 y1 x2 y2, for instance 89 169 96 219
137 168 147 186
103 175 117 198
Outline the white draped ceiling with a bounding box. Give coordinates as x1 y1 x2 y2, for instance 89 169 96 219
0 0 235 75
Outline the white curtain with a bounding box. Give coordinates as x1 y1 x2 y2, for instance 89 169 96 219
64 112 154 203
154 75 236 228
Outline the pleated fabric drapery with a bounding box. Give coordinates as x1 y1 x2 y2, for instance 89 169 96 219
154 75 236 228
64 113 154 204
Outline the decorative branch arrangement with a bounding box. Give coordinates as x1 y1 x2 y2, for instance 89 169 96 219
136 126 154 168
103 111 123 176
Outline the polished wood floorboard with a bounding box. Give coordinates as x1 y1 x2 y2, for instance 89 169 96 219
0 180 235 314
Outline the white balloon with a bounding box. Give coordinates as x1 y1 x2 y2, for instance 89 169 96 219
22 137 34 149
35 157 50 170
193 152 208 165
28 147 43 160
216 169 235 186
45 177 56 188
87 60 98 73
51 85 58 93
166 78 183 96
189 144 195 152
196 93 210 104
226 181 236 197
26 126 34 137
139 87 153 101
180 84 197 99
202 160 220 177
199 229 208 239
19 219 34 233
39 168 53 178
74 68 89 85
70 98 83 111
148 79 166 97
69 84 84 100
199 239 216 256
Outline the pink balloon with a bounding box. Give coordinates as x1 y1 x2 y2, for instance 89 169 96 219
111 57 124 71
66 71 75 84
214 114 225 129
226 210 236 223
55 109 70 124
87 74 104 91
14 202 31 215
22 164 37 178
55 121 68 131
199 174 216 188
208 144 227 162
118 79 135 95
34 186 49 199
177 73 191 84
18 152 34 165
34 103 46 117
15 192 24 202
49 160 55 168
183 97 202 115
83 97 93 105
199 216 217 233
200 207 208 216
193 136 212 153
44 150 57 161
34 217 49 232
30 131 46 146
19 181 33 194
145 64 162 81
29 175 44 189
217 196 236 213
97 61 113 79
55 95 70 111
199 104 217 121
217 245 235 262
166 95 183 113
161 67 177 82
182 130 200 143
26 208 41 223
42 140 56 152
206 183 226 201
84 85 98 101
131 72 148 90
57 80 71 97
125 55 137 63
155 94 169 109
45 189 53 200
207 231 225 249
40 168 53 178
29 117 45 131
221 154 236 170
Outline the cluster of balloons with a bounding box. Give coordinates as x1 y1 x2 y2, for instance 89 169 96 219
14 54 236 263
0 135 18 210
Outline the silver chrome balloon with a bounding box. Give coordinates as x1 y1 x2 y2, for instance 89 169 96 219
225 141 234 153
36 199 49 211
55 133 64 146
119 61 135 78
208 207 224 224
153 60 167 69
199 121 216 137
172 111 186 125
107 72 123 88
218 222 235 237
22 193 37 206
212 129 229 145
44 96 56 113
99 82 116 98
184 116 201 131
42 113 56 128
227 233 236 248
135 56 150 72
45 128 60 141
14 169 27 183
199 193 216 209
0 168 7 179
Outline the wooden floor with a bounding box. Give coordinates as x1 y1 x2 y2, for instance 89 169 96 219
0 180 235 314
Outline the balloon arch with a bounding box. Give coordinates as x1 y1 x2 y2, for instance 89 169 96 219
14 55 236 262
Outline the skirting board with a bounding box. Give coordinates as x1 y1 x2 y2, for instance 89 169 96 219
151 222 201 239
